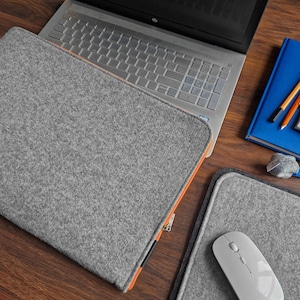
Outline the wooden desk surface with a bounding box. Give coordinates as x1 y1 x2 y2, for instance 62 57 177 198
0 1 299 299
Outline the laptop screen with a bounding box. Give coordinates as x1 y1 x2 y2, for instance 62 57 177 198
80 0 268 53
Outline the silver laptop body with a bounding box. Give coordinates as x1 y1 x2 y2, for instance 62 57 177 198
39 0 268 156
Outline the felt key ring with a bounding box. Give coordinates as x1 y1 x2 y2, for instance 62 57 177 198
266 153 300 178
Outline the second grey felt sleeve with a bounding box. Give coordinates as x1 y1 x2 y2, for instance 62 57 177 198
174 170 300 300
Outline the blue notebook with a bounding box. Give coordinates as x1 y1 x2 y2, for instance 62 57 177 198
246 38 300 163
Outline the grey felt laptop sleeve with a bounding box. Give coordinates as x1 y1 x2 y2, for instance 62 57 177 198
0 27 211 292
172 170 300 299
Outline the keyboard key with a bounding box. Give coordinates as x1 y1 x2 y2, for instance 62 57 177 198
204 82 213 91
80 40 90 49
182 84 192 93
207 75 216 84
188 69 197 77
62 34 72 43
99 48 109 56
82 33 93 42
119 35 130 45
198 72 207 81
222 67 230 72
197 98 208 107
174 56 191 67
184 54 193 60
70 45 81 54
93 27 104 36
101 40 110 49
191 59 202 70
165 70 184 81
210 67 220 76
126 56 137 65
157 85 168 94
136 60 147 68
146 45 157 55
207 93 220 110
214 78 226 94
112 68 128 80
91 36 102 45
119 46 130 54
157 76 181 89
191 87 201 96
194 79 204 88
90 52 100 63
108 59 118 68
79 49 91 58
128 48 139 58
127 74 138 83
110 43 120 52
155 66 165 75
101 31 111 39
73 31 83 39
107 50 118 59
49 31 63 40
62 42 72 50
167 88 178 97
145 63 155 72
201 90 210 99
178 91 197 104
156 48 165 58
89 43 100 52
146 72 157 81
58 18 67 26
166 62 177 71
128 65 138 75
99 56 109 64
128 38 139 48
177 65 188 74
136 69 147 77
65 20 77 29
64 27 75 36
157 59 166 68
184 76 194 85
73 22 85 31
118 62 128 71
220 70 229 79
147 81 158 90
83 25 95 34
96 63 127 79
165 53 175 61
137 52 148 60
54 24 65 33
70 37 81 46
137 42 147 51
110 33 121 42
137 77 148 87
200 64 210 73
147 56 158 64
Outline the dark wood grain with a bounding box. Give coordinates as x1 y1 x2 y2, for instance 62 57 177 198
1 1 300 299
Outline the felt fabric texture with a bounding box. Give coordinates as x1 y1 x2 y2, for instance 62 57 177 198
173 169 300 300
0 27 211 292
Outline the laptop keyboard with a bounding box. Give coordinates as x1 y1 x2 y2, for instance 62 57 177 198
47 11 230 111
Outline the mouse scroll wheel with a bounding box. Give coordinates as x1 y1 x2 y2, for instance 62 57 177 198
229 242 239 253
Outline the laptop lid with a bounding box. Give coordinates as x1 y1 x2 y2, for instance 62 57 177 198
78 0 268 54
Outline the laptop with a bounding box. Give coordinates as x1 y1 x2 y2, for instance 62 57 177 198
39 0 268 156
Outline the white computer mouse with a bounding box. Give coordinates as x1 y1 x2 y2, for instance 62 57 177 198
212 231 284 300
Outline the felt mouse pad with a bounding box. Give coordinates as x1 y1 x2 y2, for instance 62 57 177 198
170 169 300 300
0 27 211 292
